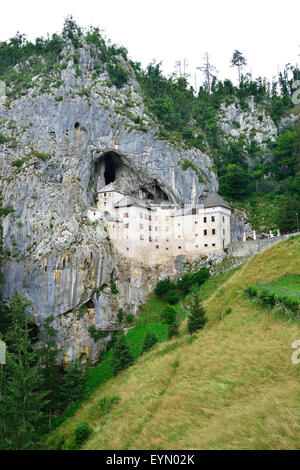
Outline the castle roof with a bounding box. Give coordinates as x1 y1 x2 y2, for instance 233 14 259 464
203 192 231 210
98 182 122 193
114 195 152 209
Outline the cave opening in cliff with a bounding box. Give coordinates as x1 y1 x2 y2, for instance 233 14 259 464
154 184 169 201
139 184 169 202
103 152 123 185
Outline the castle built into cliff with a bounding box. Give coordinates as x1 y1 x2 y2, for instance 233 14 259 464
87 183 231 264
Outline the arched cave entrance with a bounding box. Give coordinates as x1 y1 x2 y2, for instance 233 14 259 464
90 150 174 204
104 153 117 184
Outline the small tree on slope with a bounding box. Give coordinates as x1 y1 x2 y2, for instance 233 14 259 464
187 296 208 334
111 334 133 376
141 331 158 354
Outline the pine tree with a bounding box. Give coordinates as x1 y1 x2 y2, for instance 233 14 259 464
0 294 49 450
161 305 177 325
38 316 62 430
187 296 208 334
111 334 133 375
231 50 247 83
59 358 87 405
141 331 158 354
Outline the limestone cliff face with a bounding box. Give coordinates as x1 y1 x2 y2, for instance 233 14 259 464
0 45 218 361
218 98 278 148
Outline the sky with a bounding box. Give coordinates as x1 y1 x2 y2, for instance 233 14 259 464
1 0 300 87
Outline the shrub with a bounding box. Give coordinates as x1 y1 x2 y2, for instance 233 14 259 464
154 278 176 298
107 63 129 88
126 313 135 324
110 283 119 294
0 132 9 144
141 331 158 354
176 273 193 295
163 289 179 305
88 325 109 342
96 396 120 417
258 289 276 307
74 422 92 447
176 268 210 295
280 295 299 313
187 296 207 334
245 286 257 298
225 307 232 316
12 157 26 167
191 267 210 286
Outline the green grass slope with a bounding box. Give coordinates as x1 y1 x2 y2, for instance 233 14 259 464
48 236 300 450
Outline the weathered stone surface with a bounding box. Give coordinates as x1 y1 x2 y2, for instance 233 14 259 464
218 99 277 147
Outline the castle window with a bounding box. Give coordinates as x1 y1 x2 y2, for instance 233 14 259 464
212 243 216 246
149 215 152 221
178 223 180 226
104 193 107 197
205 243 208 247
155 226 158 231
124 223 129 229
139 213 143 219
149 237 152 242
74 122 80 129
212 229 216 235
195 233 198 236
178 246 182 249
156 245 159 249
211 216 215 222
166 247 169 250
222 216 225 223
204 217 207 223
123 212 129 218
192 208 196 215
104 202 106 206
195 245 199 248
204 229 207 236
149 225 152 231
140 234 144 240
195 221 198 224
223 229 225 236
140 223 144 229
93 212 96 216
178 235 181 238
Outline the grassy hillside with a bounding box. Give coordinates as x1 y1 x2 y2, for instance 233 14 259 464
48 236 300 450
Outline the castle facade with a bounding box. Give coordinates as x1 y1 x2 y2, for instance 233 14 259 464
87 183 231 264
